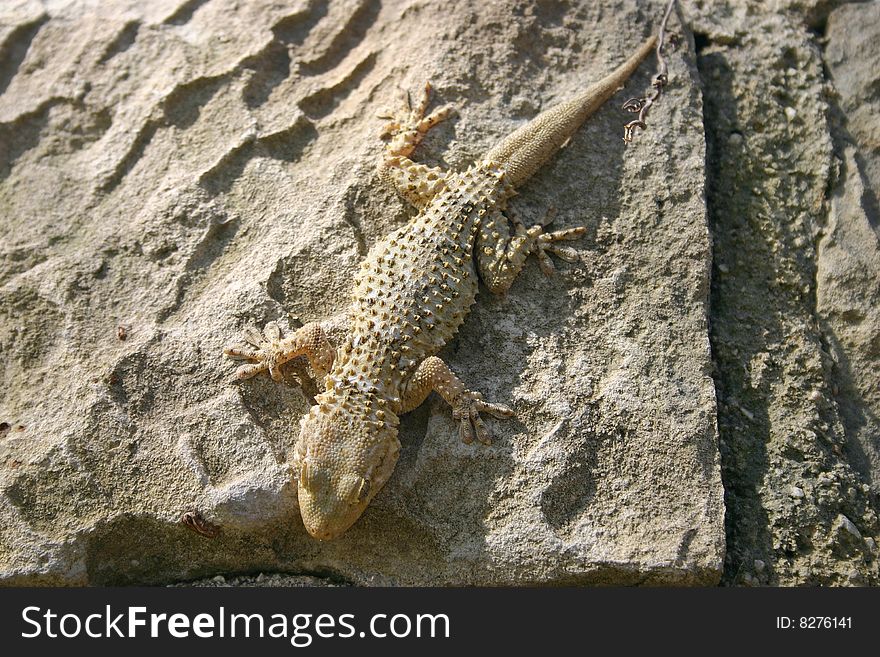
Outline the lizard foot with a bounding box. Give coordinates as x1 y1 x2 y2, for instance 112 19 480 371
225 320 335 383
533 224 587 275
223 321 290 382
507 206 586 276
379 81 454 158
451 391 515 446
523 208 585 275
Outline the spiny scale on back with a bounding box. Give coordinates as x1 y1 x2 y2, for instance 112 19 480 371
224 35 659 540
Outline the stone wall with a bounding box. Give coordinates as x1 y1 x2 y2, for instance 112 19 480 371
0 0 876 586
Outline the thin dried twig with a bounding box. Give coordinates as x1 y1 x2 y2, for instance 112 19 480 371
622 0 677 143
181 510 220 538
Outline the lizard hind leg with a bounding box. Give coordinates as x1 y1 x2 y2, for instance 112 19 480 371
401 356 514 445
477 207 586 294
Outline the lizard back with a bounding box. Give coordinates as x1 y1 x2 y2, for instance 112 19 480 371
329 161 514 410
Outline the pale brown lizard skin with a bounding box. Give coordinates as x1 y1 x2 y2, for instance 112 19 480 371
224 35 658 540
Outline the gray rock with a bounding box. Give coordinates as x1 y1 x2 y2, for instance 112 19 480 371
3 0 879 589
818 1 880 489
836 514 861 540
176 572 341 587
693 0 879 585
0 0 723 585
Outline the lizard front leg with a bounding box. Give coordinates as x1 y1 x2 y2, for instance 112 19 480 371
224 320 336 383
476 206 585 294
379 81 452 209
401 356 514 445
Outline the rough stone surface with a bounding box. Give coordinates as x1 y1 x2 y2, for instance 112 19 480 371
819 1 880 489
175 572 341 587
692 0 879 585
3 0 880 589
0 0 722 585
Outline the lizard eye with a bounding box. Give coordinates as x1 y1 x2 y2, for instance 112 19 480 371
300 461 312 490
340 474 370 503
300 461 331 492
357 478 371 501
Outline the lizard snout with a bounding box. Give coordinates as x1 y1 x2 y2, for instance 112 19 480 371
297 479 366 541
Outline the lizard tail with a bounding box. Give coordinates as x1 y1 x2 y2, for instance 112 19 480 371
484 35 658 188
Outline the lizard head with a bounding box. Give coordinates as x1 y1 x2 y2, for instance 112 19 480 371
294 393 400 540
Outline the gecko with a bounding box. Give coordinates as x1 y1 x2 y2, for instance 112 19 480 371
224 35 659 540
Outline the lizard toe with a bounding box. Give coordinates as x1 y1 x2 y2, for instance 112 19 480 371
470 410 492 446
477 400 515 419
233 362 267 381
223 346 260 360
458 417 475 445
